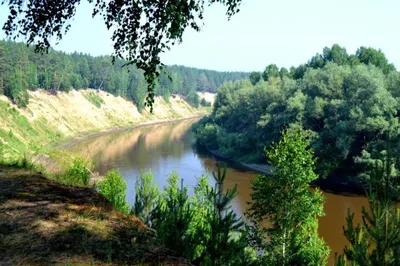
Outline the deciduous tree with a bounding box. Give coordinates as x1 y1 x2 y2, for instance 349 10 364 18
247 129 329 265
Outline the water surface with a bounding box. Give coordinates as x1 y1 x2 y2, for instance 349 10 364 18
69 119 368 265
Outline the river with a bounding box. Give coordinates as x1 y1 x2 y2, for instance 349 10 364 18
69 118 368 265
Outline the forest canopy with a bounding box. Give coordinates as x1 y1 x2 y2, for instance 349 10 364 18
0 40 248 110
1 0 242 110
194 44 400 178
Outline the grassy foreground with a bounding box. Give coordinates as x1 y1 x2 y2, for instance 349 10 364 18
0 166 188 265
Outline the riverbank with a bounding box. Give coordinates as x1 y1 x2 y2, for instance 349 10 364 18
0 89 209 160
59 115 204 150
205 148 368 196
207 149 274 175
0 166 189 265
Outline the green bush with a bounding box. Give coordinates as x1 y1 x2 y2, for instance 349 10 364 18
151 172 196 259
98 170 129 214
14 90 30 108
0 152 43 172
199 98 212 107
131 170 160 225
192 117 219 149
85 91 104 108
62 157 93 186
48 150 94 186
187 91 200 107
134 169 254 264
200 98 207 107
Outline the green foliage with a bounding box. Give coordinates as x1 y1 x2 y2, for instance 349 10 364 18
0 152 42 172
0 99 63 158
151 172 195 259
187 90 200 107
247 129 329 265
14 89 30 108
356 46 396 74
249 71 261 85
195 44 399 178
132 169 254 265
131 170 160 225
98 170 130 214
61 158 92 186
200 97 207 106
262 64 279 81
3 1 243 110
336 146 400 266
0 40 247 110
47 149 94 186
191 166 254 265
200 98 212 107
84 91 104 108
193 117 219 149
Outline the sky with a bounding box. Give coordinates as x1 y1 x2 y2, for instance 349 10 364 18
0 0 400 72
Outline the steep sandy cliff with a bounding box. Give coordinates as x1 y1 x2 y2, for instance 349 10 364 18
0 89 211 157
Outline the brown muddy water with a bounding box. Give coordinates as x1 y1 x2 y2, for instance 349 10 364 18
69 118 368 265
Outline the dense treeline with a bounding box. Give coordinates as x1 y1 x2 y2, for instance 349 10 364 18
194 44 400 177
0 40 248 109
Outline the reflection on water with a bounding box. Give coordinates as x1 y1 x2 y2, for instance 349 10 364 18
70 118 368 265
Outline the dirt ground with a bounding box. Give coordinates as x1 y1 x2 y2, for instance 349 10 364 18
0 167 188 266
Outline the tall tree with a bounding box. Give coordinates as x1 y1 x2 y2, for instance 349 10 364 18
279 67 290 79
247 128 329 265
0 42 7 94
336 146 400 266
171 72 183 94
356 47 396 74
249 71 261 85
197 72 210 91
0 40 248 107
262 64 280 81
323 44 349 65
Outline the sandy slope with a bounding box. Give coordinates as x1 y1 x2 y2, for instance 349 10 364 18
0 89 206 157
197 92 216 105
23 89 201 137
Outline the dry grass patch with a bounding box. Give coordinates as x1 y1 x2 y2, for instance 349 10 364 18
0 167 188 265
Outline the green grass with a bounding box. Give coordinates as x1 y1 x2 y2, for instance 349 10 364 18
0 153 44 172
0 99 65 160
84 92 104 108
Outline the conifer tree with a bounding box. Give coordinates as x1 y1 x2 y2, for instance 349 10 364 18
192 164 255 265
335 145 400 266
131 170 160 226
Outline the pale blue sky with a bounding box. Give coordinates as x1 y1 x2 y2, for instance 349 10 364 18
1 0 399 72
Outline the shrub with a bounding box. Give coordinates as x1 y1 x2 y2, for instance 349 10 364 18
48 150 94 186
135 168 254 264
98 170 129 214
131 170 160 225
200 98 207 107
193 117 219 149
62 157 93 186
85 91 104 108
187 91 199 107
14 90 30 108
0 149 43 172
151 172 195 259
